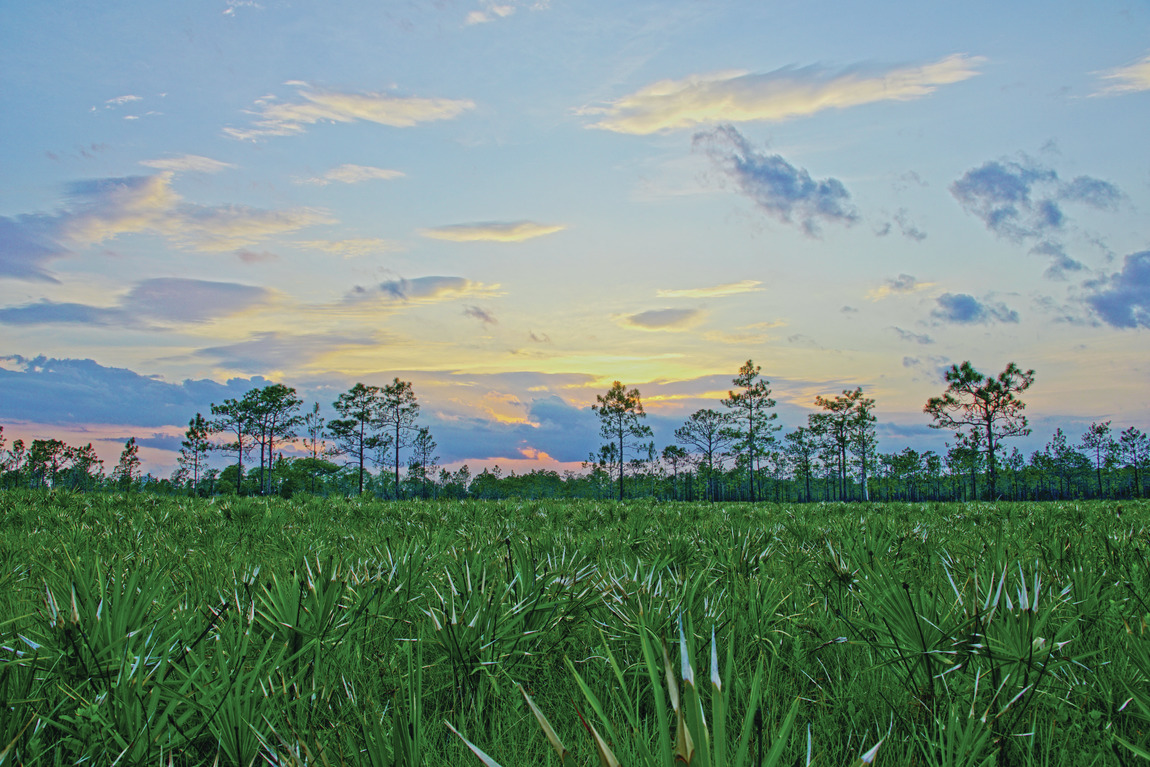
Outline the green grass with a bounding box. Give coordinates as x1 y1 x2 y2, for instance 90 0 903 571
0 490 1146 765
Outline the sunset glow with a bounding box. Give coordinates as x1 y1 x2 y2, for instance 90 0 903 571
2 0 1148 476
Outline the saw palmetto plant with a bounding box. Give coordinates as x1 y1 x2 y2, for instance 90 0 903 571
0 491 1146 764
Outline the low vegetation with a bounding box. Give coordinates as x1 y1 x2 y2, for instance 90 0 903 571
1 492 1149 765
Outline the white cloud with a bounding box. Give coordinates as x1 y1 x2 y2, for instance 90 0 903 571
420 220 566 242
1093 53 1150 95
105 95 142 107
296 238 400 258
140 154 236 174
465 1 546 25
224 83 475 140
299 164 405 185
656 279 762 298
582 54 984 134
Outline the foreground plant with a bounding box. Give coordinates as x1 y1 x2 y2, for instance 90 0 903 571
448 611 883 766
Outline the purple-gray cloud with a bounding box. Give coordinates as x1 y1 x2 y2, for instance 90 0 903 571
931 293 1019 325
0 216 68 282
1085 250 1150 329
0 278 270 327
694 124 858 237
951 156 1121 244
0 355 269 426
463 306 498 325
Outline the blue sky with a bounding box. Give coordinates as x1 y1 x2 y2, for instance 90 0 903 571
2 0 1148 474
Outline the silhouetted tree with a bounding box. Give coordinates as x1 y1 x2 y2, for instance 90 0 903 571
675 408 735 502
179 413 212 494
1119 427 1150 497
722 360 779 501
210 397 257 494
329 383 385 495
592 381 653 501
113 437 141 489
924 361 1035 499
1080 421 1116 497
378 378 419 498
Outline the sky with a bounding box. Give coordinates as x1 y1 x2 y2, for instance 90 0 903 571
1 0 1149 476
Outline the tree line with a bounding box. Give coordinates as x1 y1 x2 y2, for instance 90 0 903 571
1 360 1147 501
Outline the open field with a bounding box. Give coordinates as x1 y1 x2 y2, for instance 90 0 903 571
1 492 1149 765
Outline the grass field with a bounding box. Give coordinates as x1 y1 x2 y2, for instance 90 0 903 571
0 491 1148 765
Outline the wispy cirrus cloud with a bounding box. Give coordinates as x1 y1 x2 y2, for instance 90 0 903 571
930 293 1019 325
875 208 927 241
0 174 329 269
1093 52 1150 95
890 326 935 345
0 278 270 328
582 54 983 134
463 305 498 325
140 155 235 174
0 215 67 282
236 248 278 263
1084 250 1150 329
656 279 762 298
296 238 400 258
196 331 377 373
420 220 566 243
695 124 857 236
224 82 475 140
298 164 405 186
867 274 935 300
615 307 704 331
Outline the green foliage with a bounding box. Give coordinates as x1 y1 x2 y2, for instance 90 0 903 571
0 492 1148 764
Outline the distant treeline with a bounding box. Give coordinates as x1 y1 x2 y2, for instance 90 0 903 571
2 359 1147 502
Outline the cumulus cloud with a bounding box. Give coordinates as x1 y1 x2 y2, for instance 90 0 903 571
950 156 1121 244
224 83 474 140
1084 250 1150 329
615 307 704 331
463 305 498 325
1093 53 1150 95
656 279 762 298
298 164 405 185
343 275 501 306
297 238 400 257
420 220 566 243
930 293 1019 325
0 278 270 328
867 274 935 300
140 155 235 173
695 124 857 236
582 54 983 134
